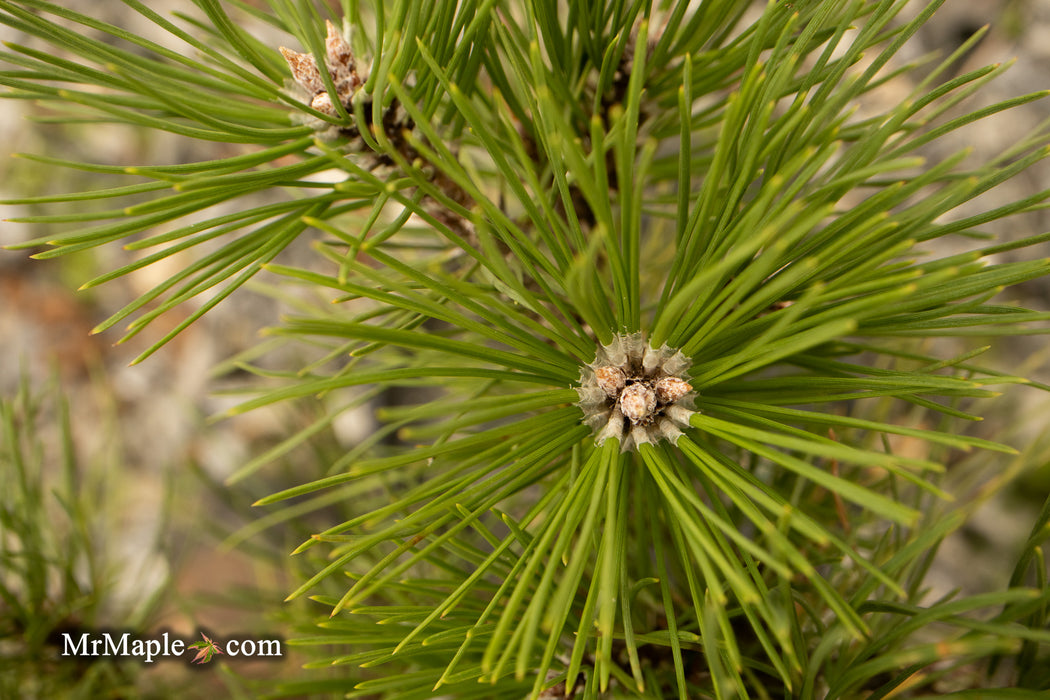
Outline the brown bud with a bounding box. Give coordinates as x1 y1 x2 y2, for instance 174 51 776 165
655 376 691 404
324 20 360 94
280 46 325 95
309 91 337 116
620 383 656 425
594 366 626 399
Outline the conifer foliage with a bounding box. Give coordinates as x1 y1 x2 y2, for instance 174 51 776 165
3 0 1050 697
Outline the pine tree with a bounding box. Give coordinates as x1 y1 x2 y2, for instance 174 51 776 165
3 0 1050 697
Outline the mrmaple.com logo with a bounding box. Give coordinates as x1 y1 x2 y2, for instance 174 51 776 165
61 630 282 664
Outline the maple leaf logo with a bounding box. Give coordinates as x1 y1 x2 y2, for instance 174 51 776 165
187 633 224 664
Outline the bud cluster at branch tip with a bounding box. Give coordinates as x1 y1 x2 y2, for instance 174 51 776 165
279 20 361 118
576 333 698 452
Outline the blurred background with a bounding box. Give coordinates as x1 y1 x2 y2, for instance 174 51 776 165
2 0 1050 696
